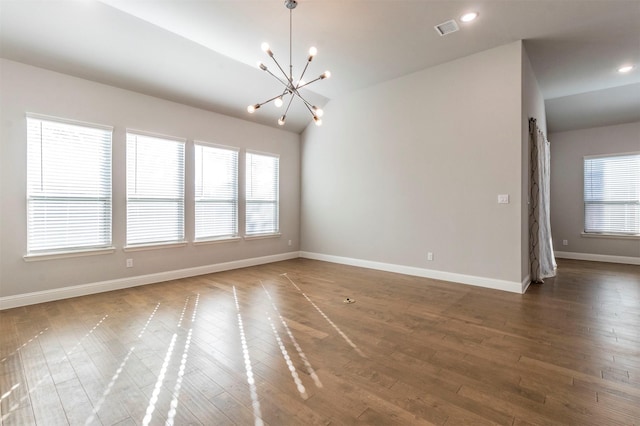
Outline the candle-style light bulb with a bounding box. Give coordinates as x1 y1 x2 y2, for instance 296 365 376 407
261 42 273 57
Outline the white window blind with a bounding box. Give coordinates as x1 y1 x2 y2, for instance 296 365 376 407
246 152 279 235
126 132 185 245
26 115 112 253
584 152 640 235
194 143 238 240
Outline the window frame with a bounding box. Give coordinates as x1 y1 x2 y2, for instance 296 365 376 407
193 141 240 242
125 130 186 248
245 150 280 238
583 151 640 238
24 113 114 258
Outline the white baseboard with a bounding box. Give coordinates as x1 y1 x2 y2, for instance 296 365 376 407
299 251 525 294
0 251 300 310
554 251 640 265
521 275 532 293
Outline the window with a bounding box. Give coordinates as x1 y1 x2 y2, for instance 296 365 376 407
246 151 279 235
26 115 112 254
194 142 238 240
126 132 185 245
584 152 640 235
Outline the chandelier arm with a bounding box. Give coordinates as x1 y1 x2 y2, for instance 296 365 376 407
263 68 291 90
268 54 293 84
289 88 315 111
299 100 323 125
295 75 323 90
295 58 313 89
302 101 316 118
283 90 296 117
256 92 291 108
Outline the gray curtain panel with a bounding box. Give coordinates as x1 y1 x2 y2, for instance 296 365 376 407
529 118 556 283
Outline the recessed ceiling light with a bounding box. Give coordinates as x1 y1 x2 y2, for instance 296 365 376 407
460 12 479 23
618 65 634 73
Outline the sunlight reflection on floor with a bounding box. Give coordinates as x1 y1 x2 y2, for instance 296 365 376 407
166 294 199 426
262 283 323 388
0 383 20 403
2 315 110 423
280 273 366 357
84 303 160 424
266 314 307 398
142 333 177 426
5 273 361 424
64 315 109 359
141 297 194 426
1 327 48 363
233 286 264 426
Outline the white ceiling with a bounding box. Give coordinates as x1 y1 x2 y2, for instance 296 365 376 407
1 0 639 134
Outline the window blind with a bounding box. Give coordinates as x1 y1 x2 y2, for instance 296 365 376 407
194 143 238 240
584 152 640 235
246 152 279 235
26 115 112 253
126 132 185 245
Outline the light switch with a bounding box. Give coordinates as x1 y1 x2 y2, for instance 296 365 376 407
498 194 510 204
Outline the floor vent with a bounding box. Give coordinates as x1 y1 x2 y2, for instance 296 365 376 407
434 19 459 36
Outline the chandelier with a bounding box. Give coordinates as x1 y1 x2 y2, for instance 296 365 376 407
247 0 330 127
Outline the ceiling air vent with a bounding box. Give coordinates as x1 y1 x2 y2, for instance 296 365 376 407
434 19 459 36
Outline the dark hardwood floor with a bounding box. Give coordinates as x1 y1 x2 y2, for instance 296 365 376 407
1 258 639 425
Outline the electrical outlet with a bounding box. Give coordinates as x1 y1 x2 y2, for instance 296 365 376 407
427 252 434 261
126 258 133 268
562 240 568 246
498 194 510 204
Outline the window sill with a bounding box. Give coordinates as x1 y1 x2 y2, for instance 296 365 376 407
124 241 188 252
194 236 242 246
244 233 282 241
24 246 116 262
581 232 640 240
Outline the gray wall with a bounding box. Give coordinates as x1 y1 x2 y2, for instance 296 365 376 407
550 121 640 259
301 41 529 287
0 59 301 298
